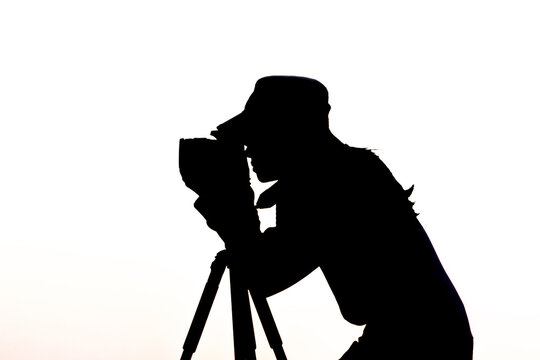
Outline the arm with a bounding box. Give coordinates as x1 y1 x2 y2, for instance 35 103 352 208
236 227 319 297
194 196 319 298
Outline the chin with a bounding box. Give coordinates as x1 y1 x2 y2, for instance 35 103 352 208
255 171 278 183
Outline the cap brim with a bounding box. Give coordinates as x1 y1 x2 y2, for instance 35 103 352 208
213 111 252 143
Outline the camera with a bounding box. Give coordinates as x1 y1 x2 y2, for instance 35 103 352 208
179 136 250 197
179 133 260 246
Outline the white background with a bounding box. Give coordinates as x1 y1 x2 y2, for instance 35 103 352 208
1 1 539 359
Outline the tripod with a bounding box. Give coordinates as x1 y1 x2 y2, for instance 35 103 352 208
180 250 287 360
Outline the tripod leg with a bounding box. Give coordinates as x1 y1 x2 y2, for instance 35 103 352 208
251 292 287 360
230 267 257 360
180 251 228 360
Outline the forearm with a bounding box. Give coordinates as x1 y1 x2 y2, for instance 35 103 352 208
233 227 319 297
194 196 319 297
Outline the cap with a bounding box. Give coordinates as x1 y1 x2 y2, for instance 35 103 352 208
214 76 330 143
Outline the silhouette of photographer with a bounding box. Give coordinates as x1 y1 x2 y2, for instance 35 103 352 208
189 76 473 359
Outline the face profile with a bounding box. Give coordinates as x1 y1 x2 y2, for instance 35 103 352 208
245 143 279 182
243 122 296 182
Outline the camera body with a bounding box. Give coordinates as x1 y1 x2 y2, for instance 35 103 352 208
179 137 251 198
179 136 260 247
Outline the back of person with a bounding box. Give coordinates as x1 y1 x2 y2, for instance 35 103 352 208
274 142 473 359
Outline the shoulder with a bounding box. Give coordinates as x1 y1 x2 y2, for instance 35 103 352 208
332 144 417 214
328 145 394 184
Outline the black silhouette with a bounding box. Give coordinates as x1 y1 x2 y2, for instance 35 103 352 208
180 76 473 360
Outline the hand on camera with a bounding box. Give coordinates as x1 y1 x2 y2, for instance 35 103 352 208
193 194 260 244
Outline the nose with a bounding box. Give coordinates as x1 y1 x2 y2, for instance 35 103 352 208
245 145 255 158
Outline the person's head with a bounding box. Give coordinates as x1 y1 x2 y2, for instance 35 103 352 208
216 76 333 182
